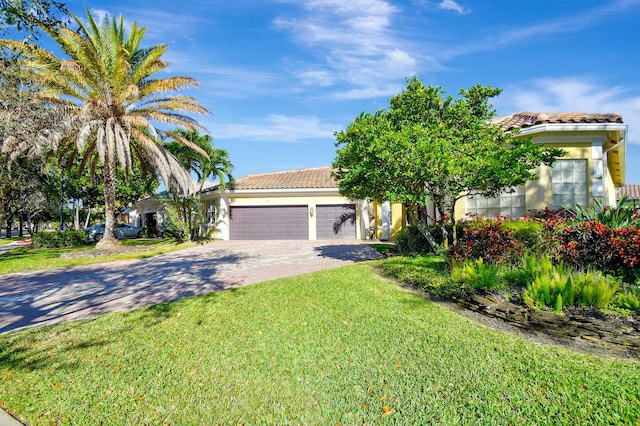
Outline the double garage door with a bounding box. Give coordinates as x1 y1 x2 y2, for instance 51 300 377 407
230 204 356 240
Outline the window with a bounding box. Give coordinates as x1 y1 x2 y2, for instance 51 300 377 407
551 160 587 209
466 186 526 219
205 200 216 224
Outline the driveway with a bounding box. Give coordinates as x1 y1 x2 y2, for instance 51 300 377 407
0 240 384 334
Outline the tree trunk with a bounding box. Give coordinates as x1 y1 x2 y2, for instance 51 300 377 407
84 207 91 229
450 205 458 247
406 208 438 251
97 149 121 249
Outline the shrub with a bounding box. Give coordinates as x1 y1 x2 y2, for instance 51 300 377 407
609 226 640 281
448 220 522 265
556 221 615 272
529 207 574 221
394 226 433 255
574 271 619 310
612 285 640 311
451 258 501 290
501 221 543 252
523 267 574 313
570 195 640 229
32 230 89 248
555 222 640 281
394 224 470 255
504 253 555 288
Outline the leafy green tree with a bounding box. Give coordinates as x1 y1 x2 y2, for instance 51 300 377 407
333 77 563 248
0 0 67 37
1 9 209 248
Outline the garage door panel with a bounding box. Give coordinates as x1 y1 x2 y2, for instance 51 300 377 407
317 204 356 239
230 206 308 240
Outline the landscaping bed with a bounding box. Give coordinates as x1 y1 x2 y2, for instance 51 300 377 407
454 291 639 360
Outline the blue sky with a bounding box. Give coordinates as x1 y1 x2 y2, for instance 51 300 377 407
60 0 640 183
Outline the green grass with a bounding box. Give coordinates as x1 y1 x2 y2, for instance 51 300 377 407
369 242 395 255
1 263 638 425
0 239 201 275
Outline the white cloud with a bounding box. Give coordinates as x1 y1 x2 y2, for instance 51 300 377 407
274 0 429 99
211 114 340 142
438 0 470 14
499 77 640 146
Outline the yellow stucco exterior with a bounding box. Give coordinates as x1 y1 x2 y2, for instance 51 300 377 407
374 122 627 240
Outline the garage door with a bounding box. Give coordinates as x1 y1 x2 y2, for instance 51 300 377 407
316 204 356 239
230 206 308 240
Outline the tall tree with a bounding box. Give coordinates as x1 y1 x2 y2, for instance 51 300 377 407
164 129 233 240
164 129 234 192
0 0 68 40
333 77 563 248
1 9 209 248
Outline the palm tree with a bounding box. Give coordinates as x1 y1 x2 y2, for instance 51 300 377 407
164 129 234 192
1 8 209 247
164 129 233 240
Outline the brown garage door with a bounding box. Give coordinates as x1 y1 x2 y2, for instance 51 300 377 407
230 206 308 240
316 204 356 239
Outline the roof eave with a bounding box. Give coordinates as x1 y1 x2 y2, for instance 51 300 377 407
516 123 627 136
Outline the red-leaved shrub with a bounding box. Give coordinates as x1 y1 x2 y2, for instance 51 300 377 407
448 220 522 265
556 221 640 282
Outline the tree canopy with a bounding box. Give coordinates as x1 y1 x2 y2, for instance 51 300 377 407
0 9 210 247
333 77 564 247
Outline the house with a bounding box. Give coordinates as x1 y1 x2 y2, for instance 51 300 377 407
199 166 369 240
378 112 628 238
616 184 640 210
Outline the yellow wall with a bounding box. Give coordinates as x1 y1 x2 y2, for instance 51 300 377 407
372 201 405 240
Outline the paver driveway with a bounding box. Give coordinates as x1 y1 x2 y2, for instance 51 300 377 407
0 240 384 334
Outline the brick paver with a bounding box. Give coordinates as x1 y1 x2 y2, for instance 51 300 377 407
0 240 384 334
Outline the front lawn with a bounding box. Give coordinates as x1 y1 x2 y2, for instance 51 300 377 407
0 239 202 275
1 263 637 425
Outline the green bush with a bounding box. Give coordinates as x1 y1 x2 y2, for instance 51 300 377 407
574 271 619 309
523 267 575 313
32 230 89 248
394 226 433 255
501 221 544 254
570 195 640 229
451 258 502 290
504 253 555 288
612 285 640 311
394 224 469 255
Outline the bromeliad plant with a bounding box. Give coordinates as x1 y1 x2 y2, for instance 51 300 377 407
568 195 640 229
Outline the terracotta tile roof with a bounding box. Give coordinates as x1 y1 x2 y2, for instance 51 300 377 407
616 184 640 200
492 112 623 131
230 166 338 190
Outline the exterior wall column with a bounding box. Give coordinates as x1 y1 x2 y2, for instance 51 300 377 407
308 203 317 240
217 195 230 240
380 201 391 241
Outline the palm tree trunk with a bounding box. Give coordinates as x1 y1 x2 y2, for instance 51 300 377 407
97 150 120 248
